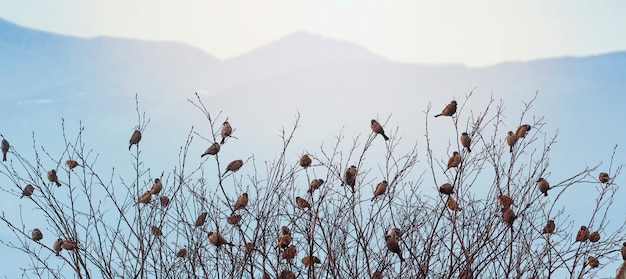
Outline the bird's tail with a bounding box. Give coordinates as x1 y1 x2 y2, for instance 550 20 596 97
220 138 226 144
434 114 442 118
383 134 390 141
544 192 548 197
509 146 513 153
128 144 132 151
56 181 61 187
616 261 626 279
2 154 6 161
467 147 471 152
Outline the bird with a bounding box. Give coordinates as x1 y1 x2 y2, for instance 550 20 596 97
598 172 610 183
128 130 142 150
299 154 312 168
208 231 234 247
537 178 549 197
446 151 461 171
575 226 589 242
282 245 296 263
52 238 63 256
502 206 516 227
159 196 170 207
234 193 249 211
439 183 453 195
302 255 321 266
47 169 61 187
21 184 35 198
195 212 208 227
61 239 77 250
308 179 324 194
498 194 514 208
370 119 390 141
1 138 9 161
227 215 242 225
372 270 383 279
176 248 187 257
149 178 162 195
460 132 472 152
587 256 599 268
506 131 518 153
137 191 152 204
151 226 162 236
244 242 255 255
621 243 626 260
295 196 311 209
225 159 243 173
446 196 461 211
542 220 555 234
434 100 457 117
371 180 388 201
277 234 292 249
220 121 232 144
262 272 271 279
589 231 600 243
515 124 532 138
342 165 357 192
385 235 404 262
279 270 296 279
65 160 79 169
31 228 43 241
201 143 220 157
388 227 402 240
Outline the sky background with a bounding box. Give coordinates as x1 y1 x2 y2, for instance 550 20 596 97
1 0 626 67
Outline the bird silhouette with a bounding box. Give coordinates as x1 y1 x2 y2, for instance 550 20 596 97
195 212 207 227
296 196 311 209
299 154 312 168
370 119 390 141
537 178 549 197
575 226 589 242
542 220 555 234
385 235 404 262
129 130 142 150
282 245 296 263
227 214 242 225
308 179 324 194
234 193 249 211
342 165 357 192
515 124 531 138
599 172 610 183
66 160 79 169
446 151 461 171
21 184 35 199
589 231 600 243
159 196 170 207
201 143 220 157
220 121 232 144
434 100 457 117
208 232 234 247
587 256 599 268
225 159 243 173
31 228 43 241
137 191 151 204
371 180 388 201
460 132 472 152
439 183 453 195
149 178 162 195
506 131 518 153
1 138 9 161
302 255 321 266
47 169 61 187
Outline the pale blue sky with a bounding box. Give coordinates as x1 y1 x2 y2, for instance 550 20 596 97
1 0 625 66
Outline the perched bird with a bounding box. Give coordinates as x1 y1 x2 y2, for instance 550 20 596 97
439 183 453 195
66 160 79 170
61 239 77 250
434 100 457 117
372 270 383 279
47 169 61 187
227 215 242 225
370 119 390 141
128 130 142 150
21 184 35 198
137 191 152 204
587 256 599 268
151 226 162 236
502 207 516 227
371 180 388 201
446 196 461 211
149 178 162 195
515 124 532 138
621 242 626 260
308 179 324 194
201 143 220 157
208 231 233 247
225 159 244 173
244 242 255 255
279 270 296 279
31 228 43 241
52 238 63 256
220 121 233 144
385 235 404 262
299 154 312 168
460 132 472 152
459 268 474 279
262 272 271 279
446 151 461 171
537 178 550 197
176 248 187 257
282 245 296 263
302 255 321 266
195 212 208 227
1 138 9 161
575 226 589 242
277 233 292 249
506 131 518 153
498 194 514 208
159 196 170 207
281 225 291 236
342 165 357 192
589 231 600 243
598 172 610 183
234 193 249 211
542 220 555 234
295 196 311 209
388 227 402 240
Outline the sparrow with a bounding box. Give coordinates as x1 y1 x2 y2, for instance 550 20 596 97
506 131 518 153
370 119 390 141
52 238 63 256
1 138 9 161
176 248 187 257
277 233 292 249
575 226 589 242
434 100 457 117
151 226 162 236
201 143 220 157
537 178 549 197
621 242 626 260
371 180 388 201
587 256 599 268
21 184 35 198
208 231 234 247
244 242 255 255
227 215 242 225
342 165 357 192
279 270 295 279
129 130 142 150
459 268 474 279
446 196 461 211
31 228 43 241
439 183 453 195
149 178 162 195
599 172 610 183
47 169 61 187
234 193 249 211
61 239 77 250
137 191 151 204
515 124 531 138
542 220 555 234
460 132 472 152
281 226 291 236
502 207 516 227
299 154 312 168
66 160 79 170
498 194 513 208
308 179 324 194
446 151 461 171
160 196 170 207
388 227 402 240
195 212 208 227
295 196 311 209
302 255 321 266
589 231 600 243
385 235 404 262
282 245 296 263
220 121 232 144
225 159 243 173
372 270 383 279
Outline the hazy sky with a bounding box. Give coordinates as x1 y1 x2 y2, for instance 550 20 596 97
1 1 625 66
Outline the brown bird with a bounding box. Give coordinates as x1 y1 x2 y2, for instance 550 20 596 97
460 132 472 152
587 256 599 268
542 220 555 234
506 131 518 153
234 193 249 211
129 130 142 150
244 242 255 255
281 225 291 236
575 226 589 242
279 270 296 279
277 233 292 249
537 178 549 197
176 248 187 257
370 119 390 141
371 180 388 201
47 169 61 187
262 272 271 279
61 239 77 250
342 165 357 192
621 242 626 260
195 212 208 227
1 138 9 161
201 143 220 157
299 154 312 168
220 121 232 144
208 231 234 247
302 255 321 266
149 178 162 195
459 268 474 279
21 184 35 199
308 179 324 194
515 124 531 138
498 194 514 208
151 226 162 236
52 238 63 256
434 100 457 117
65 160 79 170
159 196 170 207
502 207 516 227
137 191 152 204
372 270 383 279
227 214 242 225
385 235 404 262
447 196 461 211
296 196 311 209
439 183 453 195
446 151 461 171
598 172 610 183
31 228 43 241
589 231 600 243
225 159 244 173
282 245 296 263
388 227 402 240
